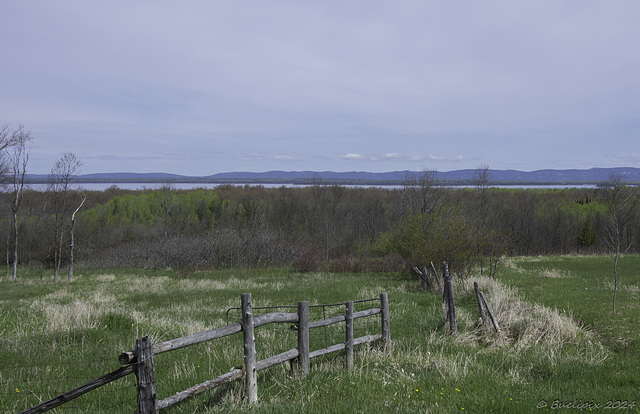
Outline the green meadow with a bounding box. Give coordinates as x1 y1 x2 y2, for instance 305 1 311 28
1 255 639 413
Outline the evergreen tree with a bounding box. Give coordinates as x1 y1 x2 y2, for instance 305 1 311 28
578 217 598 248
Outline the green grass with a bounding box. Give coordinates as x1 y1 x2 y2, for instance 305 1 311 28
1 257 639 413
501 255 640 354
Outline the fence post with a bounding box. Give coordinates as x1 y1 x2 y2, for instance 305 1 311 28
430 261 441 289
241 293 258 404
380 293 391 353
297 301 310 376
345 301 354 369
134 336 158 414
479 291 500 333
442 262 457 335
474 282 486 323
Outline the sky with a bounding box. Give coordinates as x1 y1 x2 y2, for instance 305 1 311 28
1 1 639 176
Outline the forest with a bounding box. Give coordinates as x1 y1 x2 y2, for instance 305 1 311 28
2 171 639 280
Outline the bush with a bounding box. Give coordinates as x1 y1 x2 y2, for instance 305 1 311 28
374 208 477 277
327 253 407 273
292 249 323 273
327 255 366 273
82 227 301 270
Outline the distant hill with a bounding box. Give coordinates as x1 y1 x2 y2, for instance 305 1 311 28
206 167 640 183
437 167 640 183
25 172 188 182
25 167 640 185
78 172 188 180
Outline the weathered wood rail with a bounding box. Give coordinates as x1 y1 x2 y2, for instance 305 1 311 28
20 292 390 414
16 365 135 414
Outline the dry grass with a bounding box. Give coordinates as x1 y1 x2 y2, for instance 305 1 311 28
603 279 640 294
360 273 611 388
537 268 572 278
23 271 608 373
30 287 121 333
502 255 545 270
461 276 608 364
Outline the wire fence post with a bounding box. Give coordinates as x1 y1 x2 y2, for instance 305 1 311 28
297 301 310 376
380 293 391 353
241 293 258 404
345 301 354 369
134 336 158 414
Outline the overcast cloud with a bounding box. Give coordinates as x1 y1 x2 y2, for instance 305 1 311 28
1 1 639 175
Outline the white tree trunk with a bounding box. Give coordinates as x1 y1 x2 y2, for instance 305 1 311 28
68 196 86 282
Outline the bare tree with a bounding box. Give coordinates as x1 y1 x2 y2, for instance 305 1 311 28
602 174 640 312
310 181 345 261
0 124 23 185
68 193 86 282
155 183 176 238
48 152 82 281
401 169 445 215
3 125 31 281
473 164 492 275
473 164 491 214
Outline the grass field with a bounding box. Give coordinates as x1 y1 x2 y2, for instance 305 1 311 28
1 255 639 413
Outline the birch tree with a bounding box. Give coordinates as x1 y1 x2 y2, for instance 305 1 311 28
3 125 31 281
48 152 82 281
68 194 86 282
602 174 640 312
0 124 23 184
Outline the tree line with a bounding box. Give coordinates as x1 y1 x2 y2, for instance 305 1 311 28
3 174 639 278
2 125 639 281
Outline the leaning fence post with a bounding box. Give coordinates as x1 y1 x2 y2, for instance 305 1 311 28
297 301 310 376
134 336 158 414
241 293 258 404
442 262 457 335
479 291 500 333
474 282 486 323
430 261 441 289
345 301 354 369
380 293 391 353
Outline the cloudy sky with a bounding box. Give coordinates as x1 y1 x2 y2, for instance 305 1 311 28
2 1 639 175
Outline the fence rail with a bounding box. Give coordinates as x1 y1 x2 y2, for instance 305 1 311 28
16 365 135 414
20 292 390 414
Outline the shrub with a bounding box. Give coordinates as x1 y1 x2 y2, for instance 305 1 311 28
374 208 477 277
292 248 323 273
328 255 366 273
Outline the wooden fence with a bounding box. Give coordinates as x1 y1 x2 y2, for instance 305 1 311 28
19 292 390 414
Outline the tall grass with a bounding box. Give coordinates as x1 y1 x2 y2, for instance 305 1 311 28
1 256 639 413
